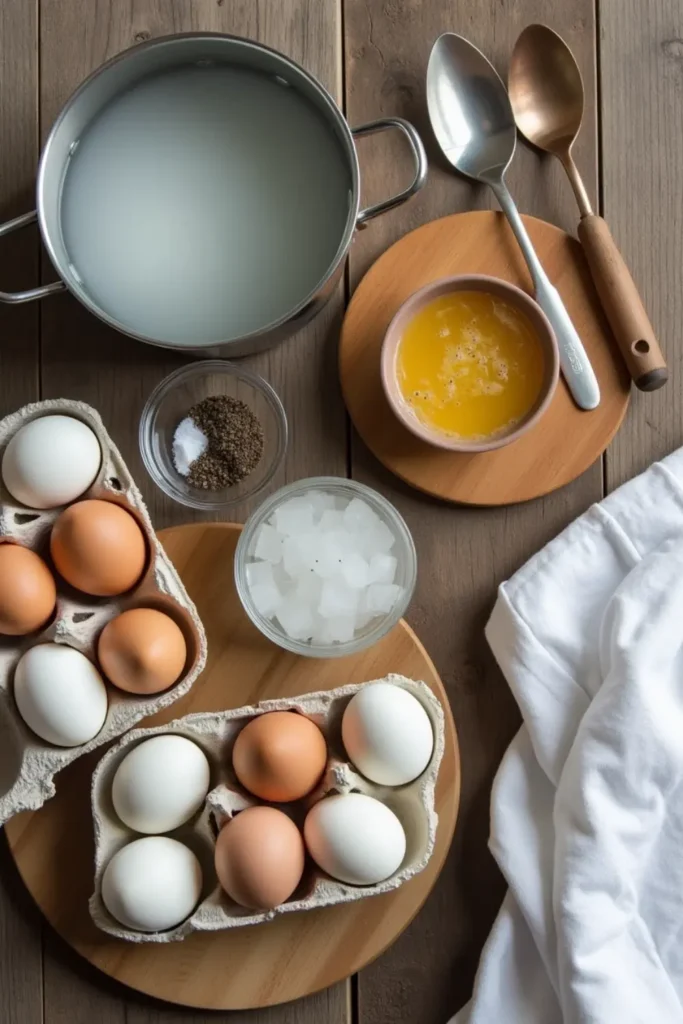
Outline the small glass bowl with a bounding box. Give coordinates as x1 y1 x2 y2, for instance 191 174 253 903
139 361 288 511
235 477 418 659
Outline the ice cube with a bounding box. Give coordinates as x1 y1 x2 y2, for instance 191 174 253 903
283 533 329 577
300 532 328 573
316 615 356 644
275 600 315 640
355 608 378 630
319 579 359 619
282 535 307 577
294 572 323 603
307 491 336 520
343 497 381 533
368 553 397 584
365 583 402 614
366 519 396 554
339 552 370 590
273 498 315 536
338 529 361 554
312 531 347 579
319 509 345 532
249 581 283 618
271 560 292 592
311 617 332 645
246 561 275 588
254 523 283 563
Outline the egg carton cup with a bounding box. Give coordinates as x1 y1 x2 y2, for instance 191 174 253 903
89 674 445 942
0 399 207 826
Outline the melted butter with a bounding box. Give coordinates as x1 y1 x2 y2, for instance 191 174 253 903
396 291 545 440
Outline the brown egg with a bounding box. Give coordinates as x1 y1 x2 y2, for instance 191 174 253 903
0 543 56 636
98 607 187 695
232 711 327 802
214 806 305 910
50 499 146 597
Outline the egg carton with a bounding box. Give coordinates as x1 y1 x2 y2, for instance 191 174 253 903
89 674 445 941
0 399 207 826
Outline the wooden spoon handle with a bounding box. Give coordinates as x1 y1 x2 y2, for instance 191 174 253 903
577 214 667 391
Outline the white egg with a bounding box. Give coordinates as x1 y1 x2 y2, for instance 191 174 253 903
101 836 202 932
303 793 406 885
341 682 434 786
14 643 108 746
2 414 101 509
112 734 211 834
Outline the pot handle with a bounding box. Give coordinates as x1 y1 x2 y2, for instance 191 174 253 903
0 211 66 304
352 118 427 226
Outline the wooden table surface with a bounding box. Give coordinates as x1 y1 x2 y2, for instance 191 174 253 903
0 1 680 1022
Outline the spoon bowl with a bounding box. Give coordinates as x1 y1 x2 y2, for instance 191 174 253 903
508 25 584 156
427 33 516 183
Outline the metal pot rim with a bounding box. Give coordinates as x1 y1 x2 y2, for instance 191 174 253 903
35 32 362 352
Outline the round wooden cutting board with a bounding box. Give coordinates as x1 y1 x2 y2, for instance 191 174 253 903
4 523 460 1010
340 211 631 504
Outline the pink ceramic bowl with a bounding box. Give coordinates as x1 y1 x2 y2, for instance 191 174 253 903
381 275 560 453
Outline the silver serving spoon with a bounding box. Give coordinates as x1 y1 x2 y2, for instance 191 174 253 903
427 33 600 411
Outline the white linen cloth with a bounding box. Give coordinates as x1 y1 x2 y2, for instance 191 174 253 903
452 447 683 1024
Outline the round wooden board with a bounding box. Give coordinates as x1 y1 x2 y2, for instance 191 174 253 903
4 523 460 1011
340 210 631 505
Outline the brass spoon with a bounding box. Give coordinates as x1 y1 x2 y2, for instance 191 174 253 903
509 24 667 391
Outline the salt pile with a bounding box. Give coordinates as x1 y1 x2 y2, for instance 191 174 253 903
172 417 208 476
246 490 405 644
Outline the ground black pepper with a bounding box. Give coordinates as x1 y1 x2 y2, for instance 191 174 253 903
187 395 264 490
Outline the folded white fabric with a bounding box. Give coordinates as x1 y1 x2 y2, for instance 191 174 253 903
452 448 683 1024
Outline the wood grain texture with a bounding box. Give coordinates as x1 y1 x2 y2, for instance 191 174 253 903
0 3 43 1024
125 990 350 1024
340 211 629 504
35 2 349 1022
0 0 40 418
600 0 683 487
344 2 601 1021
6 524 459 1012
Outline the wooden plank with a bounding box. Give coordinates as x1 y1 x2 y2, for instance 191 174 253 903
0 1 43 1022
344 2 600 1021
38 1 348 1023
0 0 40 417
42 948 125 1024
600 0 683 488
125 988 350 1024
0 842 43 1024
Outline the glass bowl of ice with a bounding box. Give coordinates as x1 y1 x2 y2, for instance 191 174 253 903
235 477 417 658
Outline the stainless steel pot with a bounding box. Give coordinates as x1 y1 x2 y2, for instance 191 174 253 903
0 33 426 357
